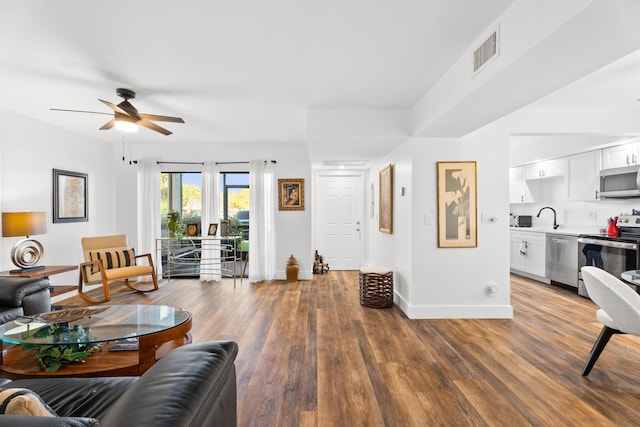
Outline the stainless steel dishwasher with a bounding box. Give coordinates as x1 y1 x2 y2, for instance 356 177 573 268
546 234 578 288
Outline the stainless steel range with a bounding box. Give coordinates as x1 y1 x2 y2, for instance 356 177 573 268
577 213 640 297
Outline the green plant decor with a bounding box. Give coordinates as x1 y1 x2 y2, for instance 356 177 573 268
167 210 185 238
23 324 103 372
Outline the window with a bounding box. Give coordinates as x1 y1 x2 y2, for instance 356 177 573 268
161 172 202 237
220 172 249 240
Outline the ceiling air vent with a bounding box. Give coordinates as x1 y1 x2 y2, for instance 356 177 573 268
473 25 499 75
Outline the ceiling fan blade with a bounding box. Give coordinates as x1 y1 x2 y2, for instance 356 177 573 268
50 108 112 116
138 113 185 123
98 99 130 116
100 119 116 130
139 119 172 135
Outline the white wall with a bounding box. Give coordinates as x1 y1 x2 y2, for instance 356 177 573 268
0 109 117 285
0 110 512 319
368 124 513 319
0 110 314 283
117 140 313 279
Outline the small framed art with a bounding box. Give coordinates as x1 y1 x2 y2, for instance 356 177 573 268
53 169 88 223
379 164 393 234
278 178 304 210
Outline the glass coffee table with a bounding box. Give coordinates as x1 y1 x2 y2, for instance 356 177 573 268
0 304 192 378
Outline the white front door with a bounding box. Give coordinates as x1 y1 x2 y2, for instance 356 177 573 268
314 172 365 270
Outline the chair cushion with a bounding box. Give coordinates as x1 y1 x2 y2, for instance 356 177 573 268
89 249 136 274
104 265 153 280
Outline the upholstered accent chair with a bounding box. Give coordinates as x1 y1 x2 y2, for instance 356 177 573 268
580 266 640 376
78 235 159 303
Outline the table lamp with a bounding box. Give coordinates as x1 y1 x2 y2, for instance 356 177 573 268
2 211 47 273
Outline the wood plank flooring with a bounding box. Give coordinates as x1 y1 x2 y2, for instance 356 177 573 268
58 272 640 426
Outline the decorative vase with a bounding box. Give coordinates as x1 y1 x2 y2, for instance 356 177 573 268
286 254 299 282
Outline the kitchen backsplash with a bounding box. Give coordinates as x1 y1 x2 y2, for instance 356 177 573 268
510 199 640 231
509 177 639 229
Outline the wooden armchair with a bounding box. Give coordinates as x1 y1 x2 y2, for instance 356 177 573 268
78 235 159 303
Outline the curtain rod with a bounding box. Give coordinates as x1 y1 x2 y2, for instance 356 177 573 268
216 160 277 165
157 161 204 165
153 160 277 165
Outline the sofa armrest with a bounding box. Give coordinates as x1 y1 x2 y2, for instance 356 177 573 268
100 341 238 427
0 415 98 427
0 277 50 309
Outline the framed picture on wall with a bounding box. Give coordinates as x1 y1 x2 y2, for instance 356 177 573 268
53 169 88 223
379 164 393 234
436 161 477 248
186 223 199 237
278 178 304 210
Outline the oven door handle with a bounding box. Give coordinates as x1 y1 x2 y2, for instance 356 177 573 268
578 237 638 250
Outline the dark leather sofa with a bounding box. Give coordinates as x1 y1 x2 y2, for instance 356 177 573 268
0 277 51 324
0 340 238 427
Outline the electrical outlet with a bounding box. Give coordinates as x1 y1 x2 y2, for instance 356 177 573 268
487 284 498 297
588 212 597 220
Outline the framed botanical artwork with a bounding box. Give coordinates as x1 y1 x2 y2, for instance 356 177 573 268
53 169 88 223
208 223 218 236
437 161 477 248
278 178 304 210
379 164 393 234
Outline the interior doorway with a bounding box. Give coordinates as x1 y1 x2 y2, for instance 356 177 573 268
314 171 366 270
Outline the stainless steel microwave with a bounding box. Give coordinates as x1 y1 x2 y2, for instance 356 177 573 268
599 165 640 198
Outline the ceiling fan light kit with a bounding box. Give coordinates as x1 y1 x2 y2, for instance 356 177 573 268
52 88 184 136
114 114 138 132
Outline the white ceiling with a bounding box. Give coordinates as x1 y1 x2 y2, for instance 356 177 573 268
0 0 514 163
3 1 639 166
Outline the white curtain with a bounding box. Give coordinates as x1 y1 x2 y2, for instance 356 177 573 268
137 160 161 277
200 161 221 281
249 160 276 282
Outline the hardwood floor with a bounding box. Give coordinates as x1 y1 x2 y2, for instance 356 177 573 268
58 272 640 426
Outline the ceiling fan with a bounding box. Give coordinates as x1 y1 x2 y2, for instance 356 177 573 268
51 88 185 135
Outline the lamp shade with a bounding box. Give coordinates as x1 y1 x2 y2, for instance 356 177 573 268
2 212 47 237
114 114 138 132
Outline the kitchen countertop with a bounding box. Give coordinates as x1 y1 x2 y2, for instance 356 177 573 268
509 226 602 236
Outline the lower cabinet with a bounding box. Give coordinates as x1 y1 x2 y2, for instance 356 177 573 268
510 231 546 279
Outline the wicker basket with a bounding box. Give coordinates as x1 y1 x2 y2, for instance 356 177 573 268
359 267 393 308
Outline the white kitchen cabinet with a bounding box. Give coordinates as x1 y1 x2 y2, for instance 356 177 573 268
567 150 601 201
510 231 546 279
602 142 640 169
509 166 535 203
525 158 567 180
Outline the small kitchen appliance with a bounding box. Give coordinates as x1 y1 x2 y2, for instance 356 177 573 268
510 215 532 227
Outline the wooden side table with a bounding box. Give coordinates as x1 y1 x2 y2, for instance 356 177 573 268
0 265 77 279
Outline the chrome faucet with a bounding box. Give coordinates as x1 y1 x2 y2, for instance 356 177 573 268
537 206 559 229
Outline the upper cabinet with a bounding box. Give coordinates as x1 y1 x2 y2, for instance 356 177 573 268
510 166 534 203
602 142 640 169
567 150 601 201
525 158 566 180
